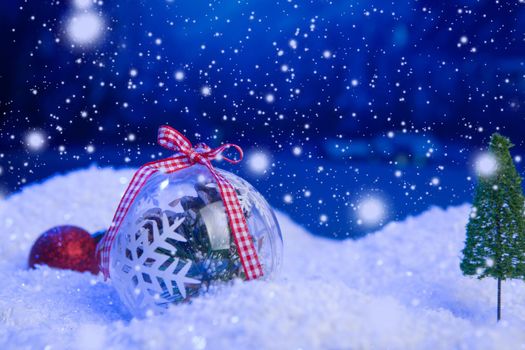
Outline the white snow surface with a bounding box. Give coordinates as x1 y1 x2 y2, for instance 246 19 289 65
1 167 525 349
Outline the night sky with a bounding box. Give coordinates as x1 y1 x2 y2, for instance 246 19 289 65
1 0 524 238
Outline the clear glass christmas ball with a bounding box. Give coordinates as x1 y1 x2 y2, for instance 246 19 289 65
109 164 283 317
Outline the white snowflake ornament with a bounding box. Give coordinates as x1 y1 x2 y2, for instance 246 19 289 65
109 164 283 317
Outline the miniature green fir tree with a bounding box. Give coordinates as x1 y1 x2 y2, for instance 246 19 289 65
460 133 525 321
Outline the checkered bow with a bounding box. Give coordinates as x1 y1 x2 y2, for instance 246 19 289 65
97 125 264 280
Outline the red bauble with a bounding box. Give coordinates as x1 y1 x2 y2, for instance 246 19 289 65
28 225 100 274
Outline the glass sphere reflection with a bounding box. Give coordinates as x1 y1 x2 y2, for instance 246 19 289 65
109 164 283 317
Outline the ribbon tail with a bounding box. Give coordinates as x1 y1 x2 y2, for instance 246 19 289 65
205 163 264 280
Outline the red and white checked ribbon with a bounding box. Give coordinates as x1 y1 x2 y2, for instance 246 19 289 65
97 125 263 280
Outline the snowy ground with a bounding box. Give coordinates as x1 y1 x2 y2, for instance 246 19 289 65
1 168 525 350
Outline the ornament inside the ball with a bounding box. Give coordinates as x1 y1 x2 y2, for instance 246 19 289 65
109 164 283 317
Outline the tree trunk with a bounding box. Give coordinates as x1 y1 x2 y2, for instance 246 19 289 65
497 277 502 322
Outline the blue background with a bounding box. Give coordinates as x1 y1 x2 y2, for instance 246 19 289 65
1 0 524 238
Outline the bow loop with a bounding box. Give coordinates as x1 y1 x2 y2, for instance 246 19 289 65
157 125 193 153
208 143 244 164
157 125 243 165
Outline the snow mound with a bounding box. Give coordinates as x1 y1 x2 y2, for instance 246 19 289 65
1 167 525 349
